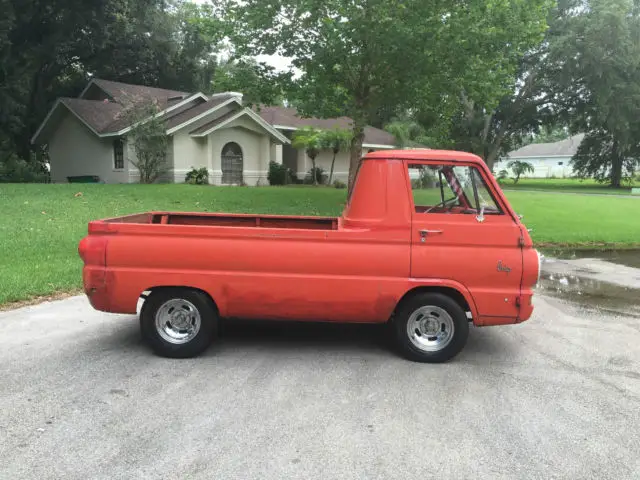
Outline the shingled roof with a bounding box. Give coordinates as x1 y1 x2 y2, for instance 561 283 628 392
507 134 585 158
257 106 396 146
33 79 398 147
89 78 190 107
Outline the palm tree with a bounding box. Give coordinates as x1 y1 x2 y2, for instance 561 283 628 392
320 128 352 185
384 118 426 148
292 126 323 185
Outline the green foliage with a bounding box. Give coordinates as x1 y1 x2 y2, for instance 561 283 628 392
497 169 510 184
223 0 553 194
571 130 640 186
549 0 640 187
185 167 209 185
292 127 323 185
319 128 351 184
304 167 327 186
0 0 222 163
0 155 49 183
213 58 285 106
507 160 535 184
267 161 293 186
333 179 347 189
526 126 571 145
119 101 169 184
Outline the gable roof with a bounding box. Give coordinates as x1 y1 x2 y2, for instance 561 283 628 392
257 106 397 147
82 78 191 107
33 79 396 148
189 107 290 143
507 134 586 158
165 95 241 132
60 98 124 134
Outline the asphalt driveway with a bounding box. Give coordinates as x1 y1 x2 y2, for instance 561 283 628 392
1 294 639 480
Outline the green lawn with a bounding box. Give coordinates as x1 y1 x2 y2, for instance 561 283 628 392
499 177 636 195
1 183 639 305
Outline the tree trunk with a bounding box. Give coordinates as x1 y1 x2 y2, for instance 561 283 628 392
610 141 623 188
347 124 365 200
311 157 318 185
329 150 337 185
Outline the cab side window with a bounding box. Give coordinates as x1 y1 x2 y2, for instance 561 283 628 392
409 164 502 215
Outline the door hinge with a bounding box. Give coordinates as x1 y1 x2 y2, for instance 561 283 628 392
518 236 525 248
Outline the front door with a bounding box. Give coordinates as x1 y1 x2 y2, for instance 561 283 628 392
221 142 243 185
408 161 523 322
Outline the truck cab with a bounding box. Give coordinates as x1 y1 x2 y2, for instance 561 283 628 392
79 149 540 363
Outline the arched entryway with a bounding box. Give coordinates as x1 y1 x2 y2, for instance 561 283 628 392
221 142 243 185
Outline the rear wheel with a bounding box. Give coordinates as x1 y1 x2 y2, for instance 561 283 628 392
394 293 469 363
140 288 217 358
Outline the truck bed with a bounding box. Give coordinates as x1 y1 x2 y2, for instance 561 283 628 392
102 212 340 231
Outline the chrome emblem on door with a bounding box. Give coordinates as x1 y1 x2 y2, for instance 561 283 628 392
497 261 512 274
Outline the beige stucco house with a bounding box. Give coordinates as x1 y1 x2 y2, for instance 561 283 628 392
32 79 396 185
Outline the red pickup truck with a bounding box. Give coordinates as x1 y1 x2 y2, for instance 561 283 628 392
79 150 540 363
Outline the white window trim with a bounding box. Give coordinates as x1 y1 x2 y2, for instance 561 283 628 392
112 138 125 171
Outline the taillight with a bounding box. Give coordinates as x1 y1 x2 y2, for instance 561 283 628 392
78 236 107 266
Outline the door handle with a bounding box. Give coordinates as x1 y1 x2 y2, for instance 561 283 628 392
419 229 443 238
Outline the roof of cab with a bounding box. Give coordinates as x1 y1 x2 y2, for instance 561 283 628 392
364 149 484 164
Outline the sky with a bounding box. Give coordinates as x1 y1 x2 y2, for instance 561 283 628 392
189 0 292 72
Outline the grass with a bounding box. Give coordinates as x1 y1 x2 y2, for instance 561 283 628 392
1 183 639 305
498 177 636 195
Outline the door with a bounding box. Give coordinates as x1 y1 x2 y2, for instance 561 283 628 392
408 161 523 321
221 142 243 185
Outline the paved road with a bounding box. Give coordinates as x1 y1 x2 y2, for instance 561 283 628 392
1 295 639 480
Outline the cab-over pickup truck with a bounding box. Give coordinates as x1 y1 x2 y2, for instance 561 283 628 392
79 150 540 363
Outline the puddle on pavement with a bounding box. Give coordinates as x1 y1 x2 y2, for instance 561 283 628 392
536 270 640 316
541 249 640 269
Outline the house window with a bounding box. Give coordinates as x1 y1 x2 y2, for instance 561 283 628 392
113 139 124 170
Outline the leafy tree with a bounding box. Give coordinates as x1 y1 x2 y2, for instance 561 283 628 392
553 0 640 187
527 126 571 145
213 58 285 106
0 0 222 164
119 101 169 184
572 130 640 186
507 160 535 184
320 128 351 185
384 118 429 148
223 0 552 196
291 127 323 185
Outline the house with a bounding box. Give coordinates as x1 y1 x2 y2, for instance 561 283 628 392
31 79 396 185
494 134 585 178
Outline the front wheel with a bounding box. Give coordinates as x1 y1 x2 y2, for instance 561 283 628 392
140 288 218 358
394 293 469 363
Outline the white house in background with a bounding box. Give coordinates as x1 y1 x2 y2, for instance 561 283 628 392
31 78 396 185
494 134 585 178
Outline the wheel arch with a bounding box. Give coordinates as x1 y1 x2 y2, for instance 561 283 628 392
141 286 220 316
394 284 477 321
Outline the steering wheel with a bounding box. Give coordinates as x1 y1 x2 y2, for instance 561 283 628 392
424 197 458 214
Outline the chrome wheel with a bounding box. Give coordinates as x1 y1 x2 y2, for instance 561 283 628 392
154 298 202 345
406 305 455 353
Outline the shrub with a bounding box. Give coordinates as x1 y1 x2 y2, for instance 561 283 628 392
304 166 327 185
267 161 290 185
496 169 509 184
333 179 347 189
0 156 49 183
185 167 209 185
